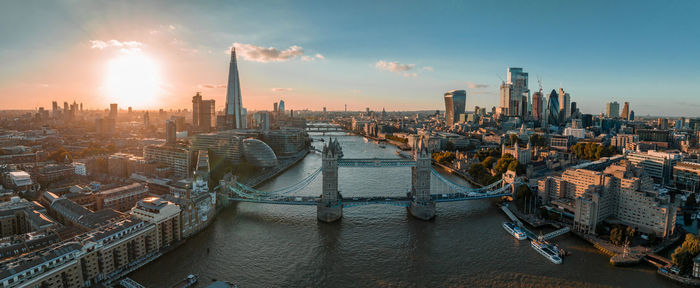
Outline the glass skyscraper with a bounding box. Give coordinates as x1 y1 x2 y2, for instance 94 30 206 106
225 47 243 129
547 89 560 126
444 90 466 127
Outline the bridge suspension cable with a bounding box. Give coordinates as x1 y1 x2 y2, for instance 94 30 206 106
430 168 504 194
229 167 322 198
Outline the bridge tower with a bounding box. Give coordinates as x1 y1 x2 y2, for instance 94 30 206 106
318 138 343 222
408 135 436 220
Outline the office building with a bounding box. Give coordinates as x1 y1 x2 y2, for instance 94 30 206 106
558 88 570 122
626 150 681 185
95 183 149 212
165 120 176 145
190 132 244 164
498 82 514 117
109 103 117 119
532 90 543 121
192 92 215 132
507 68 529 118
225 47 243 129
547 89 560 126
606 101 619 118
621 102 630 120
144 144 191 179
444 89 466 127
674 161 700 192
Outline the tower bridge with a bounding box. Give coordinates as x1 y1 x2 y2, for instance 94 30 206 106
220 136 522 222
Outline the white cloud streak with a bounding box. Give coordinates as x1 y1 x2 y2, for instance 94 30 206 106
198 84 226 89
232 42 305 62
467 81 489 89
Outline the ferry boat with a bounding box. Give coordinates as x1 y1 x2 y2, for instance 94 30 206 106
502 222 527 240
530 239 562 264
171 274 199 288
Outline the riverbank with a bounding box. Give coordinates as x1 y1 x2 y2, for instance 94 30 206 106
432 161 484 187
121 149 310 286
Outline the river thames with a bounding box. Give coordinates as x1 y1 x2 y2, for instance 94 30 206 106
130 134 676 287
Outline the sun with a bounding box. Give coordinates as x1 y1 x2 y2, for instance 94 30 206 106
103 52 162 107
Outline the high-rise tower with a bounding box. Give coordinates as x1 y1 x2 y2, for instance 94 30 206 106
225 47 243 129
621 102 630 120
444 89 466 127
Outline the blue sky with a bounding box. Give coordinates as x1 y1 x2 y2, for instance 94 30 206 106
0 0 698 116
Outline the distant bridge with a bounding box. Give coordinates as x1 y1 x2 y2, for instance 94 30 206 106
305 123 345 133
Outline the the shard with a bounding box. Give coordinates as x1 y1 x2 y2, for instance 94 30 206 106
225 47 243 129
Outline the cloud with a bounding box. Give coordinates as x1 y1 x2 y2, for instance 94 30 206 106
467 81 489 89
271 88 293 92
402 72 418 78
422 66 434 72
169 24 176 30
232 42 306 62
198 84 226 89
375 60 415 73
90 40 143 53
315 53 325 60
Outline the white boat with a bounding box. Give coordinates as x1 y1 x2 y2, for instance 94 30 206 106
502 222 527 240
531 239 562 264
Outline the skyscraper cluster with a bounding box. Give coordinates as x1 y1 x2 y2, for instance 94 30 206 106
497 67 529 118
496 67 577 127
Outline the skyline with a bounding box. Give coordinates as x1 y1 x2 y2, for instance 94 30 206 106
1 1 699 116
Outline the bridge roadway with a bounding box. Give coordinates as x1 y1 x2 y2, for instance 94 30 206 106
338 158 416 167
229 187 513 207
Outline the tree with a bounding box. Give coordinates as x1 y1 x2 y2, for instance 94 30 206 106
625 226 635 244
570 142 619 161
529 134 548 147
507 161 526 175
482 156 496 169
494 154 515 175
672 234 700 275
610 226 623 246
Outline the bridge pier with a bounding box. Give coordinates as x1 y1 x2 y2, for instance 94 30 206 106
408 201 436 220
317 202 343 222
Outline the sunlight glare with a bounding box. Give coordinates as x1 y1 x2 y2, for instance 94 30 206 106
103 52 162 107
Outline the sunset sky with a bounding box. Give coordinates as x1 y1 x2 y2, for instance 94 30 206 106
1 0 699 116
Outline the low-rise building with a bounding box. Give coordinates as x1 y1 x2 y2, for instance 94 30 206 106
673 161 700 192
130 197 181 249
95 183 148 212
626 150 681 186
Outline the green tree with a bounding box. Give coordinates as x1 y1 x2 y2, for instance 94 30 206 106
482 156 496 169
507 161 526 175
672 234 700 274
529 134 548 147
494 154 515 175
610 226 623 245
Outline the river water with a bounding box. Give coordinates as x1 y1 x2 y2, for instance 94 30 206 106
130 134 677 287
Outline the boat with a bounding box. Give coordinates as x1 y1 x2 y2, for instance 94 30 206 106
530 239 563 264
502 222 527 240
171 274 199 288
378 143 386 148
